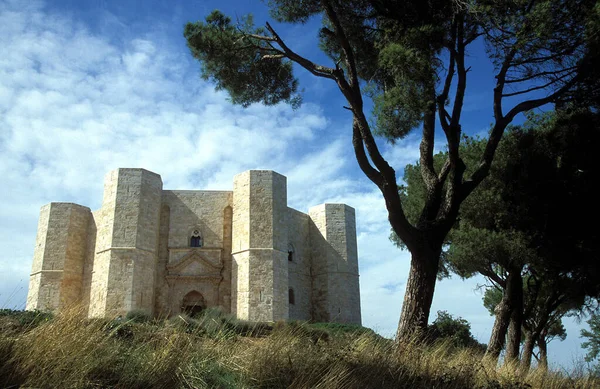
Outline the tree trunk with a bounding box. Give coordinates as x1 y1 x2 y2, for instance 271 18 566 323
485 269 520 363
520 299 553 373
396 246 441 341
521 330 536 371
504 271 523 365
538 334 548 370
485 300 511 363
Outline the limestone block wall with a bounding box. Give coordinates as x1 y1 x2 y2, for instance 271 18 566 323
160 190 233 314
308 205 330 322
232 170 289 322
26 203 91 311
89 169 162 317
287 208 312 321
308 204 361 325
88 170 119 316
161 191 232 262
27 168 361 325
80 210 98 310
154 204 171 316
221 205 233 311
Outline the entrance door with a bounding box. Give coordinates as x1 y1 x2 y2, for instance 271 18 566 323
181 290 205 316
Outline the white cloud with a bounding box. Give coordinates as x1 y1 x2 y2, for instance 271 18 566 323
0 0 347 306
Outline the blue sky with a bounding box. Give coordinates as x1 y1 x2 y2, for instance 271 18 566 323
0 0 592 370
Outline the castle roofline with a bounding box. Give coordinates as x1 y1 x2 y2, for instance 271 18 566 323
233 169 285 178
309 203 356 213
163 189 233 194
109 168 162 179
42 202 91 211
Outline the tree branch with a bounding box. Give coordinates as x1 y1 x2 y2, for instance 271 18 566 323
450 14 467 130
504 75 579 123
437 20 456 133
439 13 467 225
264 22 337 80
321 1 361 94
261 54 285 60
421 89 438 190
243 32 277 42
504 66 578 84
438 159 451 182
352 120 384 187
502 70 577 97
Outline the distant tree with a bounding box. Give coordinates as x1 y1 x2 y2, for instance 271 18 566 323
531 310 567 370
185 0 600 340
427 310 486 352
483 283 569 370
582 313 600 370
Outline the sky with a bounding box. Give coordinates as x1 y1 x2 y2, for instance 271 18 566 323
0 0 593 371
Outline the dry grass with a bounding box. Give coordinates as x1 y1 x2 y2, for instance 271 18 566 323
0 308 597 389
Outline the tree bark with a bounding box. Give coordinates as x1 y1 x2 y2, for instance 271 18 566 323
538 333 548 370
520 299 553 373
521 330 536 371
485 269 520 363
504 271 523 365
396 245 442 341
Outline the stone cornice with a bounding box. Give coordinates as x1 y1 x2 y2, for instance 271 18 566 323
231 248 287 255
30 270 63 276
95 246 156 255
167 250 223 271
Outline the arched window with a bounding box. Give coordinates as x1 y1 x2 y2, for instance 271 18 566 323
288 288 295 305
287 243 294 262
190 229 203 247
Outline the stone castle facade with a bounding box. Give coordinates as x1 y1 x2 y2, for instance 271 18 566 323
26 168 361 324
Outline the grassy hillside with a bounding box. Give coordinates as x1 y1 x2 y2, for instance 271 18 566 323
0 308 596 389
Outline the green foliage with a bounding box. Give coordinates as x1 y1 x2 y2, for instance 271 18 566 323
184 10 301 108
581 313 600 364
185 1 462 141
0 309 53 330
266 0 322 23
474 0 594 95
448 226 536 279
398 107 600 288
427 310 486 351
545 319 567 343
483 287 503 316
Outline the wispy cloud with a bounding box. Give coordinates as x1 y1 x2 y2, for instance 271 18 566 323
0 0 350 308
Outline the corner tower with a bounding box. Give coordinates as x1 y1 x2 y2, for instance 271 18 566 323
88 169 162 317
231 170 289 321
26 203 91 311
309 204 361 324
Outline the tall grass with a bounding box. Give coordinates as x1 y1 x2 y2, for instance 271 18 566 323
0 309 597 388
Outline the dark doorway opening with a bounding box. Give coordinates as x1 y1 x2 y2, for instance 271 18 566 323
181 290 205 317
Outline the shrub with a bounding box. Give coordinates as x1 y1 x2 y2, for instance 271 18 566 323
0 309 53 330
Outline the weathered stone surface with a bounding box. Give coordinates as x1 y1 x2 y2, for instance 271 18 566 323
26 202 91 311
309 204 361 325
27 168 361 324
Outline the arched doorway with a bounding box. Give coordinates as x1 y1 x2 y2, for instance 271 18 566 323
181 290 205 316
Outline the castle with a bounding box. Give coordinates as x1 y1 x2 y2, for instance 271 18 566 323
26 168 361 324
